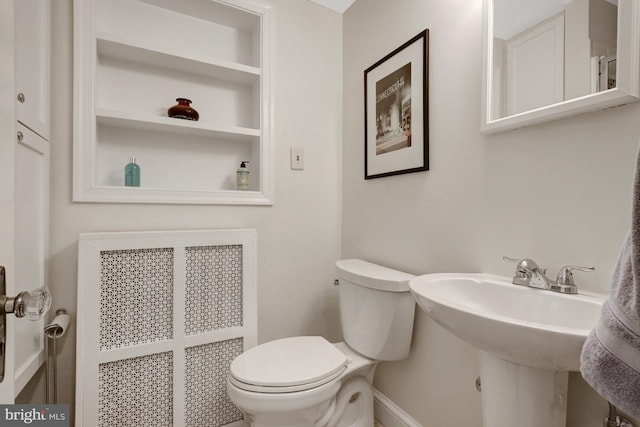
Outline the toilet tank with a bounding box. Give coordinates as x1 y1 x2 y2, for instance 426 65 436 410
336 259 416 361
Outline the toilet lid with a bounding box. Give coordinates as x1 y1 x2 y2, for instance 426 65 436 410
229 336 349 392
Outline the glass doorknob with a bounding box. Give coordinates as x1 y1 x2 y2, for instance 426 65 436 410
0 267 53 383
24 286 52 320
1 286 52 320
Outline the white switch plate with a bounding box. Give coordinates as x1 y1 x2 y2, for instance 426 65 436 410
291 147 304 170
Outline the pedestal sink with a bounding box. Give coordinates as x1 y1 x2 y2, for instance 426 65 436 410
409 273 605 427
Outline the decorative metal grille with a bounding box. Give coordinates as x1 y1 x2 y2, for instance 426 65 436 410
185 339 244 427
185 245 243 335
98 352 174 427
99 248 174 350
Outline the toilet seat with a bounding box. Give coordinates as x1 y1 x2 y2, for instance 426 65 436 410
229 336 349 394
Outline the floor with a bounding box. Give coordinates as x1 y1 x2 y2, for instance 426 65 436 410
239 419 385 426
239 421 385 426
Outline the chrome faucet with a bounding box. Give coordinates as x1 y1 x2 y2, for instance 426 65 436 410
503 256 553 289
503 256 595 294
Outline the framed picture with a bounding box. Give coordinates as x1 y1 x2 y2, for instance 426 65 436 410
364 30 429 179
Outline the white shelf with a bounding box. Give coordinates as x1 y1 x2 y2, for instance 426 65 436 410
79 186 273 205
96 108 260 142
96 32 260 84
138 0 260 32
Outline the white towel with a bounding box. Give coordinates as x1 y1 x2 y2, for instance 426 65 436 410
580 150 640 419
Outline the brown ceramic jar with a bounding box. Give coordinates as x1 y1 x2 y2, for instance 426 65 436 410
168 98 199 121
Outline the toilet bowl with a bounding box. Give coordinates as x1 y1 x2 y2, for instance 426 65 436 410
226 259 416 427
227 339 375 427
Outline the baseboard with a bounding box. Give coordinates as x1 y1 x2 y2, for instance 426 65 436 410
227 391 421 427
373 388 423 427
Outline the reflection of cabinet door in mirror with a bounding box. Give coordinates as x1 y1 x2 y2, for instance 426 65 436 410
482 0 640 134
505 14 564 116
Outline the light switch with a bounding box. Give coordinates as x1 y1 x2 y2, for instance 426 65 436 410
290 147 304 170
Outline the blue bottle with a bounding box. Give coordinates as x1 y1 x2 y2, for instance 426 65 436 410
125 157 140 187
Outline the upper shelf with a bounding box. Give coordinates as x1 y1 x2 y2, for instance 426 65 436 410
96 107 260 141
137 0 261 32
96 31 261 85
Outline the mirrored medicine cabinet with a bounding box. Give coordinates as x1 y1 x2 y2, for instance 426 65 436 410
481 0 640 133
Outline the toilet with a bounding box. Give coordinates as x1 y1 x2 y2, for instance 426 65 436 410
226 259 416 427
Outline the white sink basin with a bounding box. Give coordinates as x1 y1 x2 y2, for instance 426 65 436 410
409 273 605 371
410 272 606 427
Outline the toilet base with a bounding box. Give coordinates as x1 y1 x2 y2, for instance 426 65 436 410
231 375 374 427
244 399 334 427
324 376 374 427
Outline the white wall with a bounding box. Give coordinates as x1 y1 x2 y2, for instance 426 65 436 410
18 0 344 418
16 1 640 425
343 0 640 425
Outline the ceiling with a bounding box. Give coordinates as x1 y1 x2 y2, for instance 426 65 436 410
308 0 356 14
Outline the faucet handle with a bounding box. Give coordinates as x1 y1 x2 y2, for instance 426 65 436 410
552 265 595 294
556 265 595 285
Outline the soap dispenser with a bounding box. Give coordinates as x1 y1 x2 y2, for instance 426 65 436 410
236 161 250 190
125 157 140 187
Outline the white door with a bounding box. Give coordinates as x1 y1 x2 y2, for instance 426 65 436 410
0 0 50 403
0 0 18 403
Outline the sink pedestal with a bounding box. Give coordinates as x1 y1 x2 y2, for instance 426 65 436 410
479 352 569 427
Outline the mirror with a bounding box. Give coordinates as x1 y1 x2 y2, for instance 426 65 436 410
482 0 640 133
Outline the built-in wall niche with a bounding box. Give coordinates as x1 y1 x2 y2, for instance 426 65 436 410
73 0 273 204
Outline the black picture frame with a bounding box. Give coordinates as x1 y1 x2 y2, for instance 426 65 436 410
364 30 429 179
